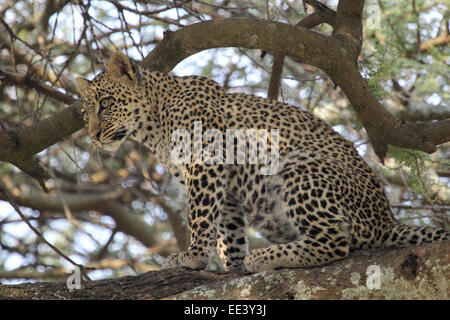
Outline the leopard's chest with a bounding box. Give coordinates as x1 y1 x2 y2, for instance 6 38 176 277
151 139 187 184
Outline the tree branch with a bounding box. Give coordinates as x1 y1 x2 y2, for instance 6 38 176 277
0 68 76 104
0 185 173 255
0 181 93 281
1 242 448 299
267 53 285 100
143 18 332 72
0 259 156 280
266 2 336 101
303 0 336 27
419 34 450 52
333 0 364 62
0 102 84 190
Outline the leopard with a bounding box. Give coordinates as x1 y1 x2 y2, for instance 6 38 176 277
75 51 449 273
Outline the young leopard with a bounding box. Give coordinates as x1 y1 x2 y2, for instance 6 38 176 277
76 52 449 273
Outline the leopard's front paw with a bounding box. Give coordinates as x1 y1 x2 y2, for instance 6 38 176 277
162 253 182 269
162 251 208 270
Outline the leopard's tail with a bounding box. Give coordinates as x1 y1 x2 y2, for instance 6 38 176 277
381 223 449 248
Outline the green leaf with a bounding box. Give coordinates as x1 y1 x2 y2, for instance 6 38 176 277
388 145 431 201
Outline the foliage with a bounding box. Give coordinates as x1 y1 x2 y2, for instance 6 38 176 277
387 145 431 201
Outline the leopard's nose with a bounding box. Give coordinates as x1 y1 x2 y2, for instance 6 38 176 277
89 127 101 142
88 115 101 141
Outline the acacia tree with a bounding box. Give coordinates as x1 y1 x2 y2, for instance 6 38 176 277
0 0 449 296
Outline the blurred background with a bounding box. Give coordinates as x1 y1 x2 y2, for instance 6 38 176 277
0 0 448 284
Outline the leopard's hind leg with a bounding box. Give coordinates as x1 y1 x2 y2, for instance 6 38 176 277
244 219 351 272
244 157 352 272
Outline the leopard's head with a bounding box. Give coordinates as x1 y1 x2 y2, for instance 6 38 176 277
76 52 144 152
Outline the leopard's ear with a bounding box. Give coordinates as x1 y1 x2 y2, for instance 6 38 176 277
76 77 90 97
107 51 136 87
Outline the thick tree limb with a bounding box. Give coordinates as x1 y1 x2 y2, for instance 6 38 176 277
143 18 332 72
1 242 448 299
333 0 364 63
0 259 156 280
0 102 84 189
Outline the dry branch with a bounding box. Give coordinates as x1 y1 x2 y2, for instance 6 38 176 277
1 242 448 299
0 69 76 105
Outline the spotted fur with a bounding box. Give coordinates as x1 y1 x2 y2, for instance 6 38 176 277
76 52 449 273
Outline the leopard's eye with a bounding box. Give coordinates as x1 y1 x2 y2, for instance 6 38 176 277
99 97 111 114
100 97 110 109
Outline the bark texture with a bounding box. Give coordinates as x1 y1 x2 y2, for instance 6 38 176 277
1 242 448 300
